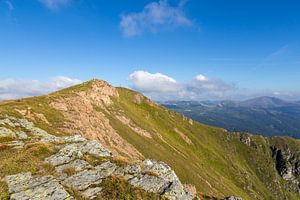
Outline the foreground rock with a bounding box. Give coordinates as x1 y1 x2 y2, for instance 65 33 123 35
46 140 193 199
5 173 74 200
3 116 195 200
0 127 16 138
45 140 112 166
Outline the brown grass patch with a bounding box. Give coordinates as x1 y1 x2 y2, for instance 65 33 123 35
100 176 164 200
0 144 10 151
0 143 56 177
111 156 132 167
62 167 77 176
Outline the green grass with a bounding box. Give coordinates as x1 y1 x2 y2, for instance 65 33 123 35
0 80 299 200
103 87 299 200
0 96 67 136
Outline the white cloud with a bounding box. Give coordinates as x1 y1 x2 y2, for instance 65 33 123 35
39 0 71 10
195 74 208 81
120 0 193 37
0 76 82 100
190 75 235 93
129 70 179 93
128 70 236 100
50 76 81 88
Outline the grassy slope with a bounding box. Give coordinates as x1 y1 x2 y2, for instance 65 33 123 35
0 81 299 200
107 88 299 199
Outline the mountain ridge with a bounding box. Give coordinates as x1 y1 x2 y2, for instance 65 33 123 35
1 79 300 200
162 97 300 138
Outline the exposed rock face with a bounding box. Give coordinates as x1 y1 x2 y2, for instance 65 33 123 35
49 81 143 160
240 134 251 146
78 79 119 106
41 134 87 143
0 116 55 140
174 128 192 145
114 113 153 138
5 173 74 200
45 140 112 166
272 146 300 194
15 131 28 139
0 127 16 138
55 159 92 174
2 116 196 200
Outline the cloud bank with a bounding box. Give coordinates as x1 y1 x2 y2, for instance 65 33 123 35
120 0 193 37
0 76 82 100
129 70 236 101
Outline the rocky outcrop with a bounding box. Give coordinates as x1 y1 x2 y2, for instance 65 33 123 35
239 134 251 146
272 146 300 194
45 140 112 166
2 116 195 200
0 127 16 138
5 173 74 200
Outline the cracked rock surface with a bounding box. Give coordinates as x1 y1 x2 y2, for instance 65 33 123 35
5 173 74 200
2 116 195 200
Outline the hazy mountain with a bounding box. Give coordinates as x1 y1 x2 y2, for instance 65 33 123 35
1 80 300 200
162 97 300 138
237 96 293 108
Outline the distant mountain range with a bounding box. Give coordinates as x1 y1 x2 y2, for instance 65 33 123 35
162 96 300 138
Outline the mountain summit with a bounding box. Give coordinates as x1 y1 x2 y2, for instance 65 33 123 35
1 79 300 200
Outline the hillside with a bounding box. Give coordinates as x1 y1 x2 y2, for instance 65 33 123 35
162 98 300 138
1 79 300 200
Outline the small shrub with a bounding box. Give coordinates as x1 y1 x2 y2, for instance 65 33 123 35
0 136 14 143
83 154 106 166
143 170 159 177
0 144 10 151
62 167 77 176
111 156 131 167
64 187 87 200
39 162 56 176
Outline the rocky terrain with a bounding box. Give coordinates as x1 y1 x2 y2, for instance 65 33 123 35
0 116 196 199
271 144 300 194
1 79 300 200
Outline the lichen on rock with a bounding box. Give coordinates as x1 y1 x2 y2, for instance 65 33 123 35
3 116 196 200
5 173 74 200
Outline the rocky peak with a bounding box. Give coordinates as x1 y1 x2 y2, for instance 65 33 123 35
78 79 119 106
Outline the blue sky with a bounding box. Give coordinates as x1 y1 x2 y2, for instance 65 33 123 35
0 0 300 100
